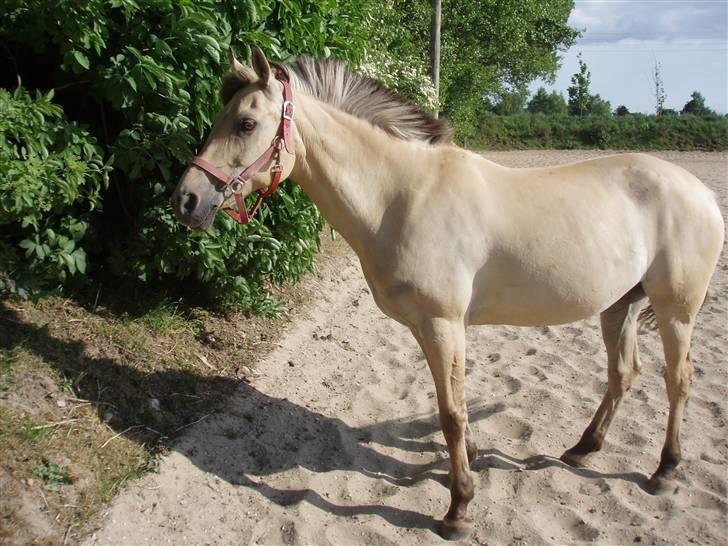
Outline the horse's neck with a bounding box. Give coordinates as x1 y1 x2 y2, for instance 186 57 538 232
289 94 424 253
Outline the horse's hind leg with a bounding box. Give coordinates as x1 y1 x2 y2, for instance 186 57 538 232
561 290 644 467
411 317 473 540
646 303 697 494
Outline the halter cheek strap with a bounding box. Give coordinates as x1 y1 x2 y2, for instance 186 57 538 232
189 80 294 225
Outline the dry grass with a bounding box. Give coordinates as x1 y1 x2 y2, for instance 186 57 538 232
0 234 351 544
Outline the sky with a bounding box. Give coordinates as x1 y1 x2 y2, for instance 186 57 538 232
530 0 728 114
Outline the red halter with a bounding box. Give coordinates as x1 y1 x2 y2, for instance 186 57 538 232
189 80 295 225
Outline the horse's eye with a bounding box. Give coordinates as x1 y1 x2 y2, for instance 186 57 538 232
239 118 257 133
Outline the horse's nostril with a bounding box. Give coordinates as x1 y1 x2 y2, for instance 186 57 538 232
182 192 199 214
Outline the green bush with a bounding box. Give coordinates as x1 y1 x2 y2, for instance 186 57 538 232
0 87 109 295
0 0 371 312
474 113 728 151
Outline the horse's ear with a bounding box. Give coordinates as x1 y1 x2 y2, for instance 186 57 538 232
228 48 245 73
250 44 272 86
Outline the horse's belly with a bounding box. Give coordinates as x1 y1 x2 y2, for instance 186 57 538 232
468 257 643 327
469 293 605 326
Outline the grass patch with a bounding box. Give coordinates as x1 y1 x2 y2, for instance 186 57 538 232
0 296 244 542
0 233 349 543
142 300 196 334
32 459 72 491
21 421 52 443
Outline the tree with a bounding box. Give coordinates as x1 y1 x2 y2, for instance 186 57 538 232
371 1 579 137
568 53 591 116
362 2 438 111
439 1 578 134
681 91 715 117
491 88 530 115
0 0 374 307
651 61 666 116
589 94 612 117
527 87 567 115
614 105 630 116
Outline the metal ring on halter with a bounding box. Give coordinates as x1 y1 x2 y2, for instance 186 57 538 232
272 135 283 150
230 179 245 194
282 100 295 121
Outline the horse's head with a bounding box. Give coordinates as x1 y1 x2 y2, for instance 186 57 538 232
172 45 295 230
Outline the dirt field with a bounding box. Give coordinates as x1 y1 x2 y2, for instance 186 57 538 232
83 151 727 545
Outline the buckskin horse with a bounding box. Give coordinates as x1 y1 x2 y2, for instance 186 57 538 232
171 46 724 539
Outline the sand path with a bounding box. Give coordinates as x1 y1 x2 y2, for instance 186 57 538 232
84 151 727 546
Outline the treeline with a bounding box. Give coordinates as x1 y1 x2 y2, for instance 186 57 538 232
470 54 727 150
472 113 728 151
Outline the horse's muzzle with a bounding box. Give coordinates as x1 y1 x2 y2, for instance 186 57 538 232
171 190 220 231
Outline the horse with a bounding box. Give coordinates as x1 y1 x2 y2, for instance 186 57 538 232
171 46 724 540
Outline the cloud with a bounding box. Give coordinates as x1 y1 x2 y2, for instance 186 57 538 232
531 1 727 114
571 0 727 44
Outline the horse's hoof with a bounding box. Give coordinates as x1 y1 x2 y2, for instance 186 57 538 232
560 449 590 468
645 473 677 496
439 517 474 541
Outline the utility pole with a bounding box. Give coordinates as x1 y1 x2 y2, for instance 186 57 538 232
430 0 441 118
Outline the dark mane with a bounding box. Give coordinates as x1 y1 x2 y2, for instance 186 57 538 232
221 57 452 145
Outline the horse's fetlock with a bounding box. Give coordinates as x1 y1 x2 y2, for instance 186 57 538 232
451 473 475 504
660 444 681 470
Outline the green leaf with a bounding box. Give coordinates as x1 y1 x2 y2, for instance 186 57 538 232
63 253 77 274
73 249 87 274
73 51 90 70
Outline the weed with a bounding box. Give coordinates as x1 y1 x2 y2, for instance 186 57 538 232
142 300 186 334
32 459 72 491
59 375 74 394
98 459 152 503
22 423 51 443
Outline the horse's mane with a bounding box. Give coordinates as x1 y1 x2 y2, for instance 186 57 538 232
221 56 452 145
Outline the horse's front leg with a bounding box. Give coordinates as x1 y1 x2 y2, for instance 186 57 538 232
412 317 474 540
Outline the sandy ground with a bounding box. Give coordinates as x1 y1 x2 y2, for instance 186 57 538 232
83 151 727 546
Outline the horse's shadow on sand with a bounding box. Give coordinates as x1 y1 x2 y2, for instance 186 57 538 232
173 377 652 532
0 303 651 534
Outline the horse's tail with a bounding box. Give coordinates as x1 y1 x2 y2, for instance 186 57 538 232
637 290 711 332
637 305 659 331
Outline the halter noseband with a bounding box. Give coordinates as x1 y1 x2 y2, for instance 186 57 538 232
189 80 295 225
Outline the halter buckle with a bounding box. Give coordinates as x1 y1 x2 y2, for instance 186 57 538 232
282 101 295 121
230 179 245 194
